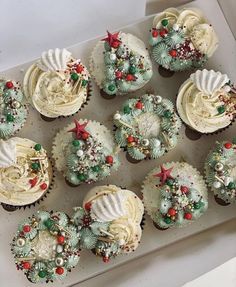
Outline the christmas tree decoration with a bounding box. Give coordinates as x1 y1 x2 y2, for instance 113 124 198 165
142 162 208 230
205 141 236 205
52 119 120 186
0 79 28 139
149 7 218 73
23 48 91 120
177 70 236 134
114 94 181 162
11 211 80 283
90 31 153 97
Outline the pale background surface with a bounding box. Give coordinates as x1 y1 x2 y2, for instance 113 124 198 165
1 1 236 287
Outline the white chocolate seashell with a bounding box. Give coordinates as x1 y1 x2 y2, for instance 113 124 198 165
90 192 126 222
0 138 16 168
190 69 229 95
37 48 72 72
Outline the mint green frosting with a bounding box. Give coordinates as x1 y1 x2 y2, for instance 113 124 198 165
164 29 184 47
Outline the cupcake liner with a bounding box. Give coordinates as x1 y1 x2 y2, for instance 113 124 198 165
1 159 55 212
141 161 208 229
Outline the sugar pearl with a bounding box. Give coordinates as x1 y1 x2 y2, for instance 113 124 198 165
213 181 221 189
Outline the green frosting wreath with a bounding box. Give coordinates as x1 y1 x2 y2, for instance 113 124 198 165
11 211 80 283
113 94 181 160
205 140 236 204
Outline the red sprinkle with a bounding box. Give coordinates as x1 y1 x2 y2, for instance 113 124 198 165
111 41 120 49
127 136 134 143
56 267 64 275
82 132 90 140
22 262 31 270
180 186 189 193
184 213 192 220
40 183 47 190
106 156 113 164
126 74 135 81
57 235 65 244
224 142 232 149
135 101 143 109
103 256 110 263
84 202 92 211
152 30 158 37
23 225 31 233
168 208 176 216
76 65 84 73
169 49 177 57
29 177 38 188
160 29 168 37
5 81 14 89
115 71 123 79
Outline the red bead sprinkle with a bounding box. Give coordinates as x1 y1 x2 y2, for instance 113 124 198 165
103 256 110 263
5 81 14 89
56 267 64 275
22 262 31 270
29 177 38 188
84 202 92 211
76 65 84 73
23 225 31 233
135 101 143 109
180 185 189 193
224 142 232 149
127 136 134 143
106 155 113 164
160 29 168 37
115 71 123 79
82 132 90 140
169 49 177 57
152 30 158 37
168 208 176 216
126 74 135 81
57 235 65 244
184 213 192 220
111 41 120 48
40 183 47 190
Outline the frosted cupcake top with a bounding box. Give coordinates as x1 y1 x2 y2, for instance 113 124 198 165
52 119 120 186
177 69 236 133
11 211 80 283
142 162 208 229
90 31 153 96
205 140 236 204
72 185 144 262
23 48 90 118
149 7 218 71
0 137 52 206
0 79 28 139
114 93 181 161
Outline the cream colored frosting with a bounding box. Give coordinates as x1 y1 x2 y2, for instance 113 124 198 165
177 70 233 133
83 185 144 253
0 139 16 168
0 137 52 206
23 48 90 118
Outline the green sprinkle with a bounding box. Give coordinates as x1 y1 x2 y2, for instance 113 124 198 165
228 182 236 189
77 173 86 181
108 84 116 92
163 110 172 118
38 270 47 278
92 165 100 172
161 19 169 27
6 113 14 122
194 202 201 209
164 217 171 224
123 106 131 114
71 73 79 81
72 140 80 147
34 144 42 151
217 105 225 114
31 162 40 170
82 79 88 87
166 179 174 187
44 218 54 229
129 66 136 74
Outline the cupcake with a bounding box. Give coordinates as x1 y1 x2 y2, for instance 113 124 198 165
72 185 144 262
114 93 181 162
52 119 120 186
11 211 80 283
142 162 208 230
90 31 153 98
149 8 218 74
0 137 53 210
23 48 90 120
0 79 28 139
176 69 236 134
205 140 236 206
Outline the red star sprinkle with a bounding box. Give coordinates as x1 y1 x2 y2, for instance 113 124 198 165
154 165 174 185
68 119 89 139
102 31 121 47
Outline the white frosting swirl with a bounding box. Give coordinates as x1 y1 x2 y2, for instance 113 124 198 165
153 7 179 29
23 48 90 118
177 70 233 133
0 139 16 168
176 8 205 32
0 137 52 206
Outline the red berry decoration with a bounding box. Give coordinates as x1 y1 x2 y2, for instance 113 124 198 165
180 185 189 193
56 267 64 275
103 256 110 263
29 177 38 188
126 74 135 81
152 30 158 37
169 49 177 57
115 71 123 79
111 41 120 48
76 64 84 73
135 101 143 109
106 155 113 164
23 225 31 233
82 132 90 140
224 142 232 149
22 262 31 270
5 81 14 89
184 213 192 220
160 29 168 37
127 135 134 143
40 183 47 190
84 201 92 211
168 208 176 216
57 235 65 244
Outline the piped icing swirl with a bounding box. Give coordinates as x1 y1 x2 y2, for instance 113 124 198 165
23 48 90 118
0 137 52 206
177 69 236 133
